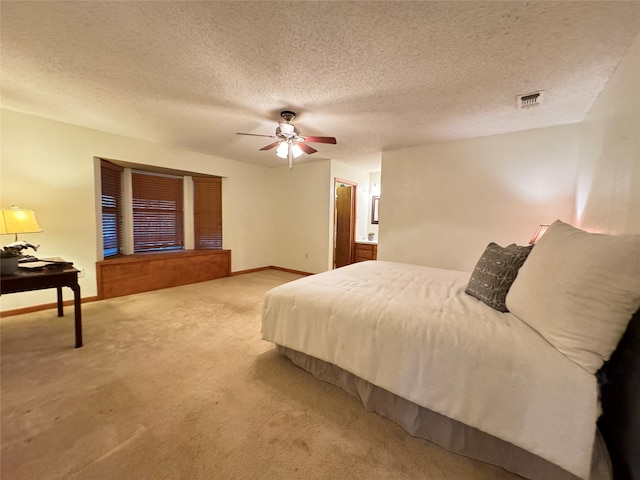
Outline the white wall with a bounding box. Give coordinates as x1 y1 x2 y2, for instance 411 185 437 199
575 34 640 234
379 124 581 272
0 109 275 310
270 160 332 274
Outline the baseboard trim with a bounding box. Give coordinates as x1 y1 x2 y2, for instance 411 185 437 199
231 265 314 277
230 266 272 276
269 266 314 276
2 265 313 317
1 296 100 318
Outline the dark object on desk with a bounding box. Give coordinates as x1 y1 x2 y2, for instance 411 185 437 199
1 262 82 348
0 256 19 275
18 259 73 270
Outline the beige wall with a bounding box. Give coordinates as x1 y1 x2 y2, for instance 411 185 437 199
269 160 332 274
575 34 640 234
268 159 376 274
379 124 582 272
0 109 275 310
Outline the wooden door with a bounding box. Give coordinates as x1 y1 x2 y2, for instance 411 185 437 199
334 183 355 268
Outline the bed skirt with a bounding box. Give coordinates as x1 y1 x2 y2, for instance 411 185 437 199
277 345 612 480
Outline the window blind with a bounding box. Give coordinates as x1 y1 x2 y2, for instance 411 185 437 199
193 176 222 249
101 160 123 257
132 170 184 252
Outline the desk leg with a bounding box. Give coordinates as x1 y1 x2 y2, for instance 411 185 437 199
56 286 64 317
71 284 83 348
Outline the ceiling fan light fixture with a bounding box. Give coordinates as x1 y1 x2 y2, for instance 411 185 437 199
237 110 337 170
291 144 303 158
276 142 289 159
276 142 304 160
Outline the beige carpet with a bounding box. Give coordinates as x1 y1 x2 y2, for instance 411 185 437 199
1 270 522 480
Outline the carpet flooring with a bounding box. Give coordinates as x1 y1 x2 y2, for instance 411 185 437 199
1 270 522 480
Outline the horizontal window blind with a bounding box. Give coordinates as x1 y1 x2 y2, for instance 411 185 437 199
132 170 184 252
101 160 123 257
193 177 222 249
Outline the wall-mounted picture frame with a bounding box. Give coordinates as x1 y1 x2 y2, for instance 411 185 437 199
371 196 380 224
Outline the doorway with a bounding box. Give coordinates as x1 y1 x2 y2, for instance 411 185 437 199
334 178 357 269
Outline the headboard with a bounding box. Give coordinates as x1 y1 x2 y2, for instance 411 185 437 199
598 307 640 480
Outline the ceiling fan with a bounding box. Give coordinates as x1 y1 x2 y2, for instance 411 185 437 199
237 111 337 169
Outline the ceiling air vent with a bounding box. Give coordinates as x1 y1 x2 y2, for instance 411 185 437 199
517 90 544 109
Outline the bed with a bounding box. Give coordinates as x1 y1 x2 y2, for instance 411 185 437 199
261 221 640 480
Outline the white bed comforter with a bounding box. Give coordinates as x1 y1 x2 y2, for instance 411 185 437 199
261 261 599 479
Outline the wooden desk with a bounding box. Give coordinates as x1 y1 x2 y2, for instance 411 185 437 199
1 264 82 348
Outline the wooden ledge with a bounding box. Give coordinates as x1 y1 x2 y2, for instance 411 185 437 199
97 249 231 265
97 249 231 299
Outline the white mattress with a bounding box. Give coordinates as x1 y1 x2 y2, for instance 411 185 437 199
262 261 599 479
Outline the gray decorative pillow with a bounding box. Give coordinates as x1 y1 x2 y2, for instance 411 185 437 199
465 242 533 312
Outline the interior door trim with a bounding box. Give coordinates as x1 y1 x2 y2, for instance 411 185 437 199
333 177 357 269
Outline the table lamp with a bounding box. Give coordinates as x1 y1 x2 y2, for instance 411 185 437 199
529 224 549 245
0 206 42 243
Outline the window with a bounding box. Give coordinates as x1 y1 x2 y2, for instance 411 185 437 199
101 160 123 257
193 177 222 249
99 159 222 258
132 170 184 252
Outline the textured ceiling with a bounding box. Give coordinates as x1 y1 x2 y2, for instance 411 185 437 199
1 1 639 172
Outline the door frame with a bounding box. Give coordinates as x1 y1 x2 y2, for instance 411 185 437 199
333 178 357 269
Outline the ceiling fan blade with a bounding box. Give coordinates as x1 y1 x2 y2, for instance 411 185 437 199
298 143 317 155
236 132 276 139
302 136 337 144
260 141 281 151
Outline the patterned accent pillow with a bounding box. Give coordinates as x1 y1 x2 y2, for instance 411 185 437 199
465 242 533 312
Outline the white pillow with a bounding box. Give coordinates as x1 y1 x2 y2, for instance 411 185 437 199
506 220 640 373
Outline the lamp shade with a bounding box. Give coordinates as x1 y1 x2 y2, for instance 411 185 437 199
529 224 549 244
0 207 42 235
